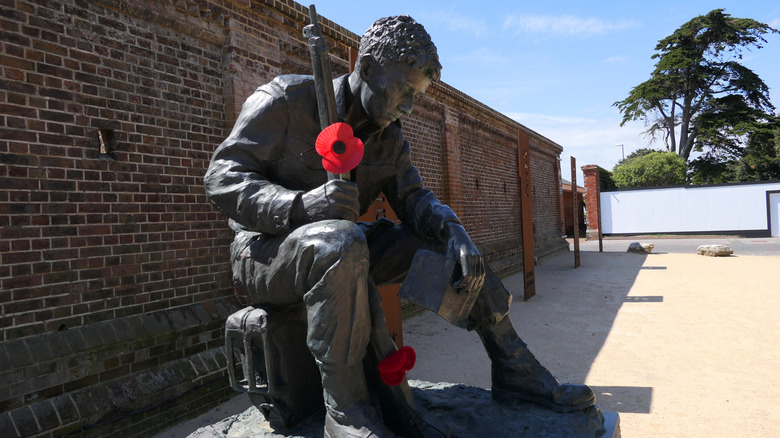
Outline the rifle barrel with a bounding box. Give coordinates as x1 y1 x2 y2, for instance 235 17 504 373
304 4 343 180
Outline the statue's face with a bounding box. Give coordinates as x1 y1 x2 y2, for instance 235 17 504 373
359 60 431 129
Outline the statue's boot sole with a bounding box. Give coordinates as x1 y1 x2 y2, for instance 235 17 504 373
492 386 596 414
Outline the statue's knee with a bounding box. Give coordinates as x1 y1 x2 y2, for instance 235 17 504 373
300 220 367 255
295 220 368 276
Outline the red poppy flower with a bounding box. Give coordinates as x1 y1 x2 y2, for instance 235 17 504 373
377 346 416 386
315 122 364 174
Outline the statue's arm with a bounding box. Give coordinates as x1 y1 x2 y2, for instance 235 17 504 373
386 136 485 293
204 89 300 235
384 137 461 241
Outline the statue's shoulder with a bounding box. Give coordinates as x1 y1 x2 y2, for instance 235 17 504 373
259 74 315 100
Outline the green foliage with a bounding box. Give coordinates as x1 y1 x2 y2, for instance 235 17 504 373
688 117 780 183
614 9 778 161
612 152 688 188
688 154 734 184
613 148 661 169
598 167 617 190
732 119 780 181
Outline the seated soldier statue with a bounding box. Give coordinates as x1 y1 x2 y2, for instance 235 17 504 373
205 15 595 438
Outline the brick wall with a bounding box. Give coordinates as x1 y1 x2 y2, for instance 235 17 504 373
403 90 568 273
0 0 567 436
1 1 239 436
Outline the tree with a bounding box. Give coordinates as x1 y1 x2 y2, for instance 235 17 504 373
687 153 733 184
612 151 687 188
730 118 780 181
613 148 658 168
599 167 617 191
688 116 780 184
614 9 778 162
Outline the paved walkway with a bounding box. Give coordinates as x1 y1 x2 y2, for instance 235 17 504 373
576 235 780 256
156 237 780 437
405 237 780 437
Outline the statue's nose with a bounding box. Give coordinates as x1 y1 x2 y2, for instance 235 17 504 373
398 95 414 115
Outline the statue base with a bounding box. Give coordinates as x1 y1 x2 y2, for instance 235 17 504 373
188 380 620 438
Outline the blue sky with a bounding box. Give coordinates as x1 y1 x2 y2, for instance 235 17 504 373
313 1 780 183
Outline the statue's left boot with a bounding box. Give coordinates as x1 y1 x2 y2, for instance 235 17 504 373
476 316 596 413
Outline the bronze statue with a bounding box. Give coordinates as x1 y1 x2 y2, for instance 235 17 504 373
205 13 595 438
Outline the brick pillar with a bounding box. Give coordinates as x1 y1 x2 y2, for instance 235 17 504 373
222 17 281 130
443 107 465 217
581 165 602 241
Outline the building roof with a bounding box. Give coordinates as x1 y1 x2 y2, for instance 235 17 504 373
561 179 586 194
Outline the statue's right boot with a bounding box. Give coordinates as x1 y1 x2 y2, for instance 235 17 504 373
320 363 398 438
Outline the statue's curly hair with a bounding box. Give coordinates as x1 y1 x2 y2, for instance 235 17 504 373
358 15 442 81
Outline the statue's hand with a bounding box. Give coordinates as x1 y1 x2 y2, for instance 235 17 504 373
292 179 360 224
444 223 485 295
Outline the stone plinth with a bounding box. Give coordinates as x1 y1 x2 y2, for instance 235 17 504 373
188 381 619 438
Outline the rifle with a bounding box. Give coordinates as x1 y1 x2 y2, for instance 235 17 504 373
303 5 345 181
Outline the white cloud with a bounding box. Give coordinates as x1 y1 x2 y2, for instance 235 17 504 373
603 55 629 65
426 10 490 37
447 47 504 64
770 18 780 29
509 112 594 125
505 111 663 181
503 14 639 36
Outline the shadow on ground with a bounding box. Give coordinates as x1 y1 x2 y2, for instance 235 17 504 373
521 251 653 414
404 249 653 415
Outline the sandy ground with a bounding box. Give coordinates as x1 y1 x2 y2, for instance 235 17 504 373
156 238 780 437
405 241 780 437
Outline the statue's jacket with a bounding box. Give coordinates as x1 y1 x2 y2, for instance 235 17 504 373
205 74 460 244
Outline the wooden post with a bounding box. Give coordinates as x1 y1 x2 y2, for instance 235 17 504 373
596 175 603 252
348 47 358 73
517 130 535 300
358 197 403 345
571 157 580 268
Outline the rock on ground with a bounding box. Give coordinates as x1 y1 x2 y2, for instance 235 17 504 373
627 242 654 254
697 244 733 256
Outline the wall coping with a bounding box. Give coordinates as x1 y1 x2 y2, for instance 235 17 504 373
601 179 780 192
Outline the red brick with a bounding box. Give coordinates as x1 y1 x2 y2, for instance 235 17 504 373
3 251 42 264
582 165 602 239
